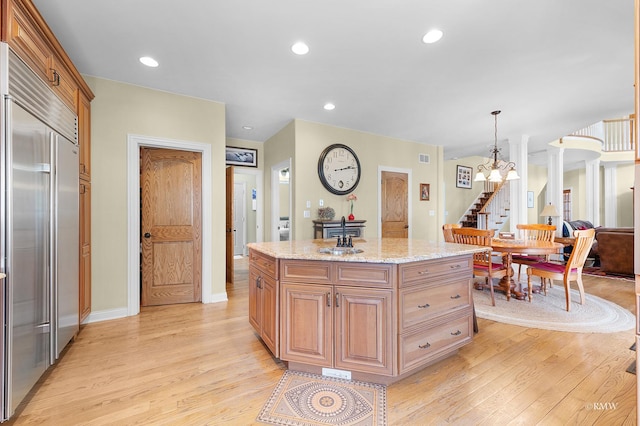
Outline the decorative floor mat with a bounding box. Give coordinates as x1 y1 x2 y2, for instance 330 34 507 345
257 370 386 425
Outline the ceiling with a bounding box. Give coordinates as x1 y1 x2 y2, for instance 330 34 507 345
32 0 634 164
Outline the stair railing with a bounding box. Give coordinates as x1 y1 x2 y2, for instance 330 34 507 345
477 179 510 230
569 116 635 153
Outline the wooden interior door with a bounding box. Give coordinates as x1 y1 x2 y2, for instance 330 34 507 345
141 148 202 306
225 166 234 283
381 171 409 237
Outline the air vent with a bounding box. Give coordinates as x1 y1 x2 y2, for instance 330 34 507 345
419 153 430 164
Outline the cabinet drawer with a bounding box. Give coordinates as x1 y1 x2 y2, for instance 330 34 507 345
281 260 332 284
249 249 278 278
399 313 472 373
399 256 472 287
399 279 470 331
335 262 394 288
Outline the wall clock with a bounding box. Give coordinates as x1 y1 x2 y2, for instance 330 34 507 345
317 143 361 195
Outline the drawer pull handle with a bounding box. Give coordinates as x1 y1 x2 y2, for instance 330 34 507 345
417 270 429 275
418 342 431 349
451 330 462 336
417 303 430 309
450 294 461 299
450 264 461 269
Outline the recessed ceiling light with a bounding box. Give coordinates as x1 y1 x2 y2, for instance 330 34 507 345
242 125 253 130
291 42 309 55
139 56 159 67
422 29 443 44
323 103 335 111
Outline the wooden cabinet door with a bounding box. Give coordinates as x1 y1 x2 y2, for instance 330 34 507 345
248 267 261 334
6 0 52 84
280 283 332 367
49 56 77 111
79 181 91 322
335 287 394 375
261 273 278 357
78 92 91 180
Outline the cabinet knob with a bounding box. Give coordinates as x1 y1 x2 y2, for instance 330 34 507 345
144 232 151 238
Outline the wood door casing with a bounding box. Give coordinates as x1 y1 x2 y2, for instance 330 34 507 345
141 148 202 306
381 171 409 238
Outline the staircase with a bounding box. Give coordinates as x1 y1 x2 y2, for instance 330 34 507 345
459 180 511 230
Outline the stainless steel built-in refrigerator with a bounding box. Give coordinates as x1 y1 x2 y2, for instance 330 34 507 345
0 47 79 421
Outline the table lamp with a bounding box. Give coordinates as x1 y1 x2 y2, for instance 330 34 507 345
540 203 559 226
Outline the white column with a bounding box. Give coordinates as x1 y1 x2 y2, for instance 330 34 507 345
508 135 528 233
546 146 564 235
603 163 618 227
585 158 601 226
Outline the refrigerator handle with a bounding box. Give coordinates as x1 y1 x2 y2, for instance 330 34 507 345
48 131 56 332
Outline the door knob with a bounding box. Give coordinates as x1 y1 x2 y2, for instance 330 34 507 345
144 233 151 238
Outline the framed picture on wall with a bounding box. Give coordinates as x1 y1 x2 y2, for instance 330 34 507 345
527 191 534 208
420 183 430 201
225 146 258 167
456 165 472 189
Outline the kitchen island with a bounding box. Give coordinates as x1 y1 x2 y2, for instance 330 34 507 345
247 238 485 384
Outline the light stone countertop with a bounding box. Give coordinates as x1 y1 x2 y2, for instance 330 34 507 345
247 238 486 264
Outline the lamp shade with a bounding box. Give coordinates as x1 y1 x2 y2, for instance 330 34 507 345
488 168 502 182
505 168 520 181
540 203 559 218
473 171 486 182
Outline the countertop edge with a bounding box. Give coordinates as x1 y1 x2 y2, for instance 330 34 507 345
247 239 486 264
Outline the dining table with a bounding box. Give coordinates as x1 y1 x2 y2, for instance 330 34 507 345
488 238 564 301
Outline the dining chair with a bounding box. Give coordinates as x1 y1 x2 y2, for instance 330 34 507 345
442 223 462 243
511 224 556 281
451 227 508 306
526 228 596 311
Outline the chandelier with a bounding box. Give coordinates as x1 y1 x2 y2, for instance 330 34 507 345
473 110 520 183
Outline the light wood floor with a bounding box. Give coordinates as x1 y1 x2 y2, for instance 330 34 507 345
8 259 637 425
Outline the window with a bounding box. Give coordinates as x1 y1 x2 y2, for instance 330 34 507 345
563 189 571 221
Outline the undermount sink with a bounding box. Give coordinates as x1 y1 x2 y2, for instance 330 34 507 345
318 247 364 255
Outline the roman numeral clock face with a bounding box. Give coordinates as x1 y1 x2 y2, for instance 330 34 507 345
317 144 361 195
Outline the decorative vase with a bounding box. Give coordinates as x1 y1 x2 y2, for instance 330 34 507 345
348 213 355 221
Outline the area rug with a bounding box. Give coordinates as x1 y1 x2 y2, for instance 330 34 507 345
583 266 634 282
257 370 387 425
473 284 635 333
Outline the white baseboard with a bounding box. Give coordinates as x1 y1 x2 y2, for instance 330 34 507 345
82 295 229 324
207 292 229 304
82 307 129 324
